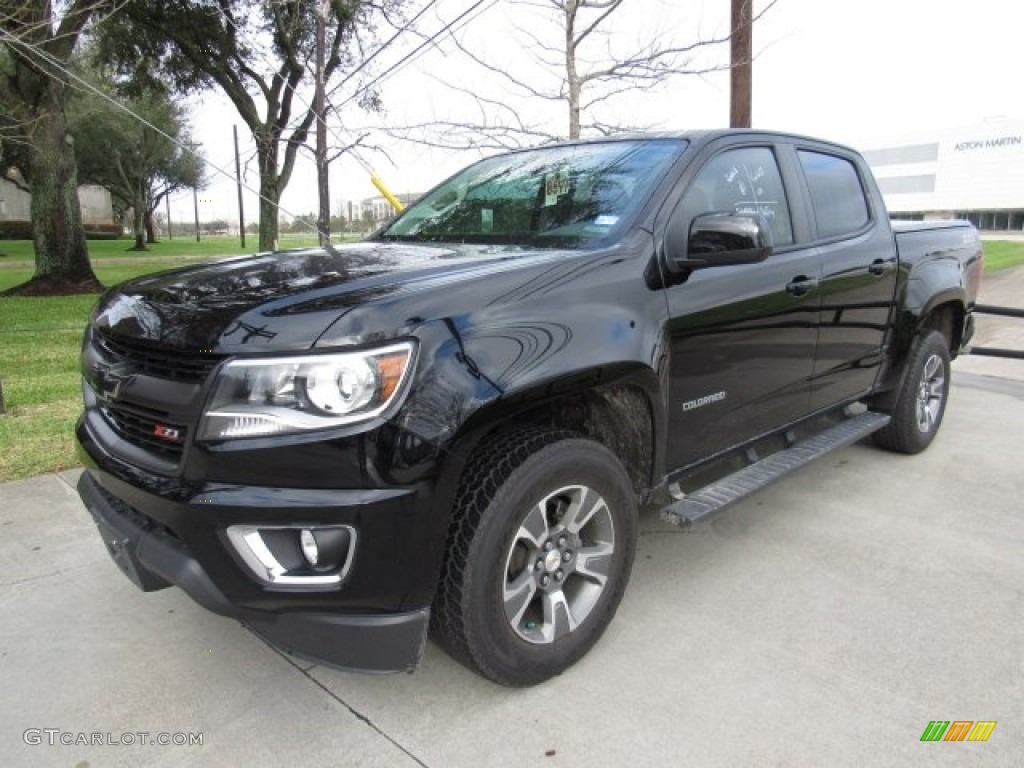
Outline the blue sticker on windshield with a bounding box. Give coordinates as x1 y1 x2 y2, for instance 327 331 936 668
594 215 619 226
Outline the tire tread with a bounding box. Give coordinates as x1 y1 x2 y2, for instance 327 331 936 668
872 330 950 454
431 427 578 675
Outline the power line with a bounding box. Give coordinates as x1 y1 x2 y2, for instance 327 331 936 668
213 2 430 179
328 0 439 98
215 0 495 173
1 1 501 239
332 0 498 114
0 28 315 235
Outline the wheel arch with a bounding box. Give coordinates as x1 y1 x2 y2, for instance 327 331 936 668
874 290 966 405
443 364 663 501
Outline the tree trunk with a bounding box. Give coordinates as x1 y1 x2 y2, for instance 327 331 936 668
258 179 280 251
314 7 330 246
564 2 581 139
131 202 147 250
145 209 157 243
256 133 280 250
16 93 101 294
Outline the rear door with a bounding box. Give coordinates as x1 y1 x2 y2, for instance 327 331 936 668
794 147 898 410
659 141 822 471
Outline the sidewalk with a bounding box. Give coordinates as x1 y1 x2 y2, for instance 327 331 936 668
2 389 1022 766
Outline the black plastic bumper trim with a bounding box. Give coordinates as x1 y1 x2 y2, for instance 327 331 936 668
77 471 430 673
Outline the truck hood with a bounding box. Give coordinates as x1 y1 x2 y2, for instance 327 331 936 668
91 242 572 352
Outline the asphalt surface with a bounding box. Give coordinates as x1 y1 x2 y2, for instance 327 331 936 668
1 271 1022 767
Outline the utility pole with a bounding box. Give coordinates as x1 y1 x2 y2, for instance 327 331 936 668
187 141 202 242
314 0 330 246
233 125 246 248
193 184 201 243
166 194 172 240
730 0 753 129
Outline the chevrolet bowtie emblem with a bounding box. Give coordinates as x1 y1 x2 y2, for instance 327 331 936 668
92 362 136 403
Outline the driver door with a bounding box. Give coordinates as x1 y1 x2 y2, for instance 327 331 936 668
662 144 822 472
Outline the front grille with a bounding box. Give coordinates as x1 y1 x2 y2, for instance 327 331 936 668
96 331 223 383
101 402 188 459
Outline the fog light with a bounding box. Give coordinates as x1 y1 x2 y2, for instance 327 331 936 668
226 524 356 586
299 527 351 573
299 528 319 567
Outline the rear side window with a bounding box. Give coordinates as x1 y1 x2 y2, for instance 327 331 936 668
798 150 870 239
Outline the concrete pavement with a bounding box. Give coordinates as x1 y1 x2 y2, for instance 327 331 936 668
2 375 1022 767
1 270 1023 767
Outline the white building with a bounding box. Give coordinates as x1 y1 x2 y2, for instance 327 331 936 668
0 177 116 233
359 192 422 227
861 118 1024 230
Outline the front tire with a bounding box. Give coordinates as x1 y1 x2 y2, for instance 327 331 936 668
872 330 951 454
433 429 637 686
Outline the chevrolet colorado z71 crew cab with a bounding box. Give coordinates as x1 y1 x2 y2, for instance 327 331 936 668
76 130 982 686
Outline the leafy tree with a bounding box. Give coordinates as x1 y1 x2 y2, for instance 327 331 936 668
0 0 106 294
146 137 204 243
289 212 317 234
97 0 403 251
70 75 203 250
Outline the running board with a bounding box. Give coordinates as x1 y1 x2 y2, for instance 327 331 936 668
660 411 891 528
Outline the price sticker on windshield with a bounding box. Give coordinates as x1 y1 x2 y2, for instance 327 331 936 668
544 168 571 206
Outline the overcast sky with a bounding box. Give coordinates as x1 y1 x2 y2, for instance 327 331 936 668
172 0 1024 228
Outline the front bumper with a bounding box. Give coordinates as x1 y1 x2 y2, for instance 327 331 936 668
78 471 429 672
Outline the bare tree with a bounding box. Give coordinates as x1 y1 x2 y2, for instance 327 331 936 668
382 0 778 147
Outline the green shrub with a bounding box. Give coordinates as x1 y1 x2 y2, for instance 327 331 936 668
0 221 122 240
85 224 125 240
0 220 34 240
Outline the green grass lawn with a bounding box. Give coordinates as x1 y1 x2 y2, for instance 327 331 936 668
0 235 350 481
0 232 338 262
2 238 1023 483
980 239 1024 271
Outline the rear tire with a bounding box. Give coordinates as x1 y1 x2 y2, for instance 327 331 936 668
432 428 637 686
872 330 950 454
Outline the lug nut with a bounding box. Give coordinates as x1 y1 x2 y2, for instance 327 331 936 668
554 570 564 581
557 535 567 548
540 575 551 587
544 541 555 551
562 550 573 562
535 559 544 571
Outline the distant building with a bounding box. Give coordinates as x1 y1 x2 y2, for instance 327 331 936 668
360 192 422 227
0 176 116 235
861 118 1024 230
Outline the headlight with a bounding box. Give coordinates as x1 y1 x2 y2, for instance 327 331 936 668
198 341 415 440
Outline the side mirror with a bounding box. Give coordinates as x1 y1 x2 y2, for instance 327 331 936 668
667 211 773 270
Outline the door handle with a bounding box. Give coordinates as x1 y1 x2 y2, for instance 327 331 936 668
868 259 894 276
786 276 819 296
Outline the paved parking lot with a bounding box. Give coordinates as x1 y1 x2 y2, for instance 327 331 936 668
2 267 1022 767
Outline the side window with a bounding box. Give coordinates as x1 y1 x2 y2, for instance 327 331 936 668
679 146 793 246
798 150 870 239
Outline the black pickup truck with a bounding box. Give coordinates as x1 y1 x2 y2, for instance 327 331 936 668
76 130 982 686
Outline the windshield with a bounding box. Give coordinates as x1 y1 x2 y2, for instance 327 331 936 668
376 139 685 247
